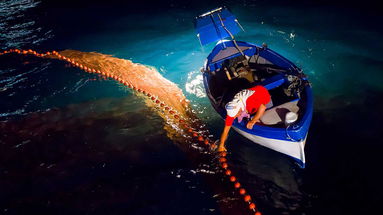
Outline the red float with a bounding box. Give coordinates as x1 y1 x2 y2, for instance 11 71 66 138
249 203 256 210
239 188 246 195
234 182 241 188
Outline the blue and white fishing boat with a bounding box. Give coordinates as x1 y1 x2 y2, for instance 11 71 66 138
194 7 313 168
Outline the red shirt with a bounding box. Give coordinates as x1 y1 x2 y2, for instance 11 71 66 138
225 85 270 126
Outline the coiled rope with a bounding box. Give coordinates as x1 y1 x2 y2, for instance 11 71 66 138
1 48 262 215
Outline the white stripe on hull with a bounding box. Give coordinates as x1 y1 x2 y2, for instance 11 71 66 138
233 127 306 165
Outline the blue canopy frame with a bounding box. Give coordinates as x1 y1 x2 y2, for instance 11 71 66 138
194 7 242 45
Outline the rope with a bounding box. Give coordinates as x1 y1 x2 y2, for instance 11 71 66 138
1 48 263 215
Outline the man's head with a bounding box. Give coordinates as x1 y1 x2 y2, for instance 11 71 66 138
225 98 244 118
225 89 254 118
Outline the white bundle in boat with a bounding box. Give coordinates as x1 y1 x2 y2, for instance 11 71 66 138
260 100 299 125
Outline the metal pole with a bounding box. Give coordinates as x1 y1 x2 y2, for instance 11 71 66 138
217 13 245 57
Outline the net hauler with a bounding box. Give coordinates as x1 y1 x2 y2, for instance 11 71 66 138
194 7 313 168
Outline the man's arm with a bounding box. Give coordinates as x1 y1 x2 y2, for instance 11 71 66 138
246 104 266 129
218 125 231 151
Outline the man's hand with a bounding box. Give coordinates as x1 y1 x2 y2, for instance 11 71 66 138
246 121 255 129
217 145 227 152
246 104 265 130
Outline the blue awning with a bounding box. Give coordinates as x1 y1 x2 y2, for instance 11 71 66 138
194 7 241 45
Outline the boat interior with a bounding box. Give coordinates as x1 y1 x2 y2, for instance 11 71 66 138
207 53 306 128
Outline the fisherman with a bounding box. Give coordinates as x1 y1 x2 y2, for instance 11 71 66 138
216 85 271 152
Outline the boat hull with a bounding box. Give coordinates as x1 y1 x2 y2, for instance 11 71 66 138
233 126 307 168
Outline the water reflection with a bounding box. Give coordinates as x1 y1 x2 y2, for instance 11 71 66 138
0 0 52 49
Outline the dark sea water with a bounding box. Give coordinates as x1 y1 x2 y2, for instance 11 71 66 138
1 0 382 214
